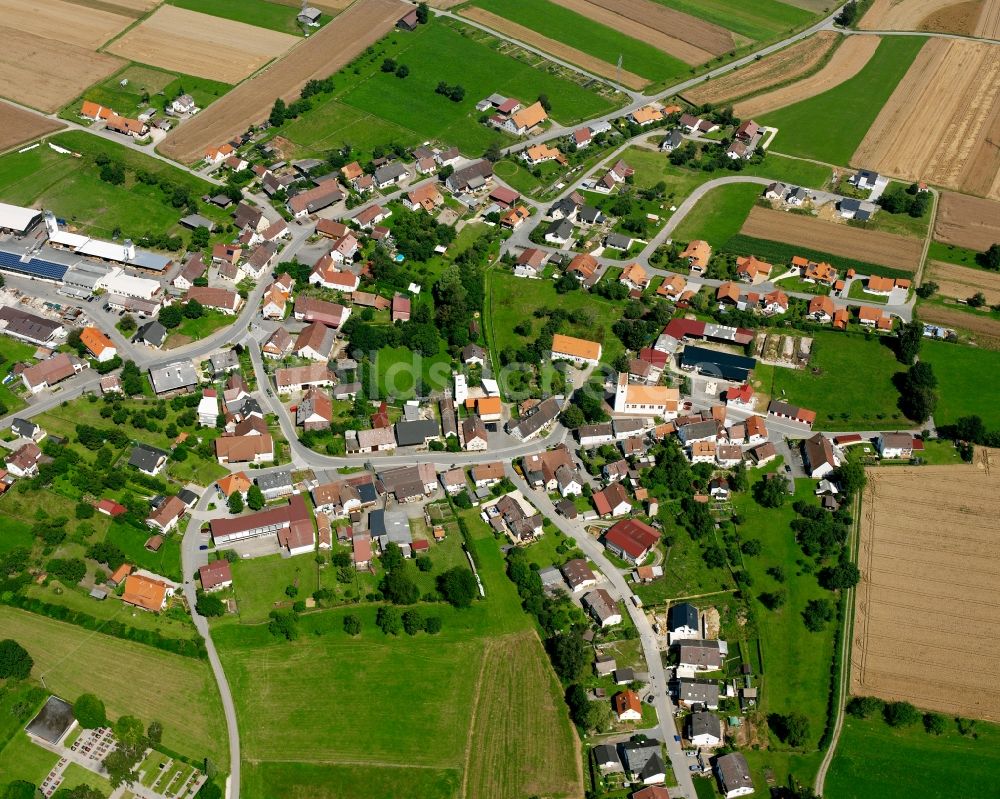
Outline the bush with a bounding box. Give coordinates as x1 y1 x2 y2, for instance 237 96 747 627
376 606 401 635
802 598 834 631
195 592 225 618
0 639 33 680
73 693 107 729
846 696 884 719
884 701 921 727
437 567 477 608
424 616 442 634
768 712 811 747
402 608 423 635
343 614 361 636
46 558 87 585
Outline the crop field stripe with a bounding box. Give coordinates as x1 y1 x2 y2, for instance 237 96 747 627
653 0 816 40
758 35 925 166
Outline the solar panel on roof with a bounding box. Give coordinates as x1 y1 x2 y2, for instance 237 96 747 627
0 250 68 281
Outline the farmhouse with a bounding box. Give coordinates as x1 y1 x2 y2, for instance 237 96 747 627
715 752 754 798
275 363 336 393
583 588 622 628
603 519 659 564
288 180 345 218
878 432 914 459
185 286 241 314
613 689 642 721
215 433 274 465
551 333 601 367
210 494 313 554
802 433 837 478
446 160 493 193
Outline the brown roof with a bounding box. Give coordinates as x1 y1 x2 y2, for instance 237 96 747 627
122 574 168 612
294 322 336 357
185 286 240 312
22 353 76 389
199 560 232 591
147 495 186 529
214 433 273 462
275 362 335 388
472 462 505 482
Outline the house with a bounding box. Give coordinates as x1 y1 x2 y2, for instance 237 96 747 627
21 353 81 393
210 495 313 555
275 363 336 393
461 416 489 451
263 327 293 359
604 519 659 564
592 743 623 773
499 205 531 230
105 114 147 138
735 255 772 283
678 639 724 672
613 689 642 721
471 462 505 489
802 433 837 479
858 306 890 329
256 470 294 501
605 233 634 252
215 433 274 465
79 327 117 362
404 183 443 212
199 560 233 593
294 323 336 362
521 143 566 166
461 343 486 366
567 253 599 286
621 739 666 785
217 472 252 499
185 286 241 314
657 275 688 303
548 196 580 221
173 254 207 291
288 179 345 218
677 679 720 709
373 162 408 189
149 361 198 395
689 711 723 746
489 186 520 208
297 388 333 431
544 218 574 246
808 295 835 323
10 418 44 442
345 427 397 454
561 558 597 592
606 159 634 184
629 105 664 126
632 788 671 799
310 256 360 292
799 258 838 285
583 588 622 627
311 481 363 517
504 101 547 135
136 320 167 348
395 419 440 448
681 240 712 272
851 169 880 191
445 159 493 192
669 602 700 641
197 389 220 427
715 752 754 798
620 263 649 291
147 495 186 533
295 295 351 328
128 444 168 476
593 482 632 518
506 396 560 441
5 441 42 477
878 432 914 459
551 333 601 367
762 289 789 315
122 574 172 612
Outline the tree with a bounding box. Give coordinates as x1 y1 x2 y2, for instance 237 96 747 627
884 700 921 727
978 243 1000 271
769 712 811 747
269 98 286 127
895 318 923 365
968 291 987 308
560 404 585 429
831 459 867 496
424 616 442 634
146 720 163 745
376 605 402 635
900 362 938 423
195 592 225 617
0 639 32 680
402 608 423 635
183 300 204 319
381 541 405 572
565 683 590 727
915 281 938 299
395 64 409 79
923 712 947 735
437 567 477 608
343 614 361 636
537 93 551 112
740 539 762 557
820 561 861 591
416 1 429 23
227 492 244 514
802 598 834 631
3 782 38 799
158 304 183 329
416 555 433 572
381 569 419 605
758 590 786 610
753 477 787 508
846 696 884 719
267 610 298 640
73 694 106 729
246 484 265 511
547 631 589 681
483 142 503 162
381 57 397 73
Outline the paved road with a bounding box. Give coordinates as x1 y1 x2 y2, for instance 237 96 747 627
505 466 696 798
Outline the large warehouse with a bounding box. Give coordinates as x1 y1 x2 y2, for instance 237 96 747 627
679 345 756 383
0 203 42 235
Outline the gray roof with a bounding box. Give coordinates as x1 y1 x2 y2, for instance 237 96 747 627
669 602 699 632
394 419 440 447
677 420 718 444
549 197 578 217
678 679 720 705
716 752 752 795
373 162 408 184
179 214 216 231
0 306 62 344
546 218 574 239
447 159 493 191
604 233 633 250
507 396 561 439
25 696 75 744
136 320 167 346
10 418 37 437
379 510 412 546
689 710 722 740
620 739 664 781
210 350 240 373
593 743 622 770
256 470 293 491
578 205 603 224
128 443 168 472
148 361 198 394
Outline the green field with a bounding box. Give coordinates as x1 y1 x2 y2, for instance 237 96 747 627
106 521 184 581
920 340 1000 429
754 332 909 430
282 18 619 158
169 0 318 35
168 311 235 346
654 0 815 41
64 63 231 121
623 147 831 198
0 131 227 244
0 732 58 786
470 0 690 84
0 607 227 763
760 36 926 165
726 234 912 279
826 716 1000 799
375 344 452 399
927 240 982 269
215 509 580 799
672 184 764 246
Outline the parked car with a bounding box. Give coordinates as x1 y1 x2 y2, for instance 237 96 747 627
198 544 208 551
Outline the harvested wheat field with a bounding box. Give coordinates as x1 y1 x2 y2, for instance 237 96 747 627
934 192 1000 250
920 0 986 34
464 632 582 799
927 261 1000 304
548 0 719 63
0 28 125 112
686 31 840 106
861 0 972 29
852 39 1000 201
106 5 298 83
461 7 648 89
576 0 737 54
852 453 1000 721
159 0 408 164
0 0 131 48
976 0 1000 35
920 303 1000 343
0 102 65 153
740 206 924 270
734 35 880 117
65 0 159 14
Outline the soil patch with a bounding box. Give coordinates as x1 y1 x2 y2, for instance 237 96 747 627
734 35 880 117
686 31 839 106
927 261 1000 305
852 39 1000 201
547 0 716 64
158 0 408 164
740 205 924 271
933 192 1000 251
0 103 66 153
852 454 1000 722
919 0 984 33
0 0 131 48
460 7 648 89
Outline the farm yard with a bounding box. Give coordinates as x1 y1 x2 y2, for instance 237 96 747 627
852 39 1000 201
739 205 925 271
933 191 1000 252
105 5 298 83
852 454 1000 723
684 30 840 106
0 103 64 153
276 19 619 159
925 260 1000 306
458 7 648 90
759 35 924 165
0 607 228 763
735 34 879 117
158 0 407 163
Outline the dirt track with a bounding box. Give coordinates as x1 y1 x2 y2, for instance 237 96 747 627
0 0 130 48
740 206 925 271
852 39 1000 201
686 31 839 106
159 0 408 164
547 0 717 64
927 261 1000 304
733 35 880 117
0 27 125 112
580 0 736 54
852 456 1000 722
460 7 648 89
934 192 1000 250
0 102 65 153
106 5 298 83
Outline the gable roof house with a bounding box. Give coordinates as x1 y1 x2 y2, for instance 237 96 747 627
715 752 754 798
5 441 42 477
583 588 622 628
603 519 659 564
621 739 666 785
275 363 336 393
122 574 172 612
802 433 837 479
185 286 242 315
215 433 274 465
551 333 601 366
446 159 493 193
128 443 168 476
614 689 643 721
296 388 333 431
593 482 632 518
294 295 351 329
294 322 337 362
80 326 117 362
146 495 187 533
262 326 293 359
404 183 444 212
21 353 82 393
503 101 548 136
288 179 345 218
